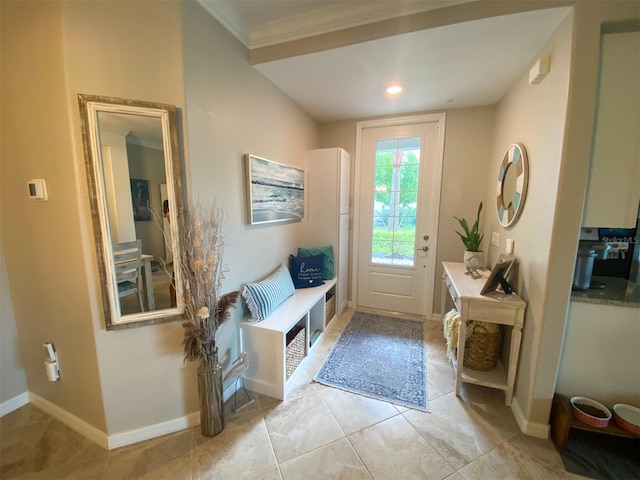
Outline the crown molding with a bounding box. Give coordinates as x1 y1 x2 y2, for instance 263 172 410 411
250 0 476 49
197 0 252 47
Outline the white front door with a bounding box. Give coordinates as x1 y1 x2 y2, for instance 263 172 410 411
355 115 444 317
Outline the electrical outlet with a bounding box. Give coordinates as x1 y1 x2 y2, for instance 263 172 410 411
492 232 500 247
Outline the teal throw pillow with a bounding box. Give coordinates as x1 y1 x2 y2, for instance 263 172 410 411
298 245 334 280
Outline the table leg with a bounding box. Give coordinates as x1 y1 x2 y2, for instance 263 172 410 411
456 317 466 397
505 323 523 406
142 259 155 310
440 276 447 329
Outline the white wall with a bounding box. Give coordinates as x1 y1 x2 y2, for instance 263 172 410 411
100 131 136 244
556 302 640 406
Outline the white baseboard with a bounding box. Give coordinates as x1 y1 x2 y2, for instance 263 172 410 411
29 392 110 449
109 380 238 448
0 392 29 417
511 396 550 439
108 412 200 449
30 380 240 450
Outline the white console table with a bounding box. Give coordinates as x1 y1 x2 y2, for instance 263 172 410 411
441 262 526 405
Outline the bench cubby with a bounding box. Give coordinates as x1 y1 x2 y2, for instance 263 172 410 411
239 278 337 400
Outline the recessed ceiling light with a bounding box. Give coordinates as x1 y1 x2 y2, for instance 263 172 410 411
386 85 403 95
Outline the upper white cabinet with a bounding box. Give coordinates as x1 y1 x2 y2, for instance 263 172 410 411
583 31 640 228
305 148 351 314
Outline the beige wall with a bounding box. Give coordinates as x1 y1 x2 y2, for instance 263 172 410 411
3 0 637 442
319 107 496 314
61 0 189 434
0 243 28 406
1 0 320 437
181 1 319 300
485 1 640 430
435 107 496 311
482 10 573 432
319 121 357 158
529 0 640 428
128 144 168 262
180 0 320 401
1 0 106 429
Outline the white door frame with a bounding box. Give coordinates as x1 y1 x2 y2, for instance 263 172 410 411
351 113 446 318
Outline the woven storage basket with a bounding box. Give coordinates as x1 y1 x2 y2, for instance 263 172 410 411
463 322 502 371
286 327 306 380
325 294 336 325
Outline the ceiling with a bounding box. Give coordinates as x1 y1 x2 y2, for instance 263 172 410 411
198 1 571 122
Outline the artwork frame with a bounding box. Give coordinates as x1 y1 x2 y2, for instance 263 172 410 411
245 154 305 225
130 178 152 222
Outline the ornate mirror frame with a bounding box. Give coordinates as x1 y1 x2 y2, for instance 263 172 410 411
496 143 529 228
78 94 184 329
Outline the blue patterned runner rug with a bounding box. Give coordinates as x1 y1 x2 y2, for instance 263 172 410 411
314 311 428 411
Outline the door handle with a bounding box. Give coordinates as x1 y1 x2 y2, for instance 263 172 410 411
420 246 429 252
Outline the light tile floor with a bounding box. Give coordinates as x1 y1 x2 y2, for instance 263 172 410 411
1 308 588 480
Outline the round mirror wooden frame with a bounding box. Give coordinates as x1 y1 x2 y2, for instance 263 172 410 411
496 143 528 227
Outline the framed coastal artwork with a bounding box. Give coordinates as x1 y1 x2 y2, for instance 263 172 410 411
130 178 152 222
245 154 305 225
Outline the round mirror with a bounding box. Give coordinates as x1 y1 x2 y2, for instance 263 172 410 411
496 143 528 227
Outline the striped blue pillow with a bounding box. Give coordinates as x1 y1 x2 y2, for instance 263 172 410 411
242 264 294 321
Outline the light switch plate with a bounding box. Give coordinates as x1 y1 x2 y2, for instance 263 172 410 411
492 232 500 247
506 238 515 254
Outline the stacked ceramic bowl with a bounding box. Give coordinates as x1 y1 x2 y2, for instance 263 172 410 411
612 404 640 435
570 396 612 428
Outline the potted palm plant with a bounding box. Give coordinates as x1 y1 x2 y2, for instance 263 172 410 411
454 202 485 269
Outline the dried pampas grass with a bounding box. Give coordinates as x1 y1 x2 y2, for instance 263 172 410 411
177 201 240 362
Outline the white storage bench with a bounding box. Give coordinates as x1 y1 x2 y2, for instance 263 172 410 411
239 278 337 400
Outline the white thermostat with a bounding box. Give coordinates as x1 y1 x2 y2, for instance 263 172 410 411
28 179 48 200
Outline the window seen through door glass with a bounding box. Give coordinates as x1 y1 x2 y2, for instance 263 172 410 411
371 137 421 266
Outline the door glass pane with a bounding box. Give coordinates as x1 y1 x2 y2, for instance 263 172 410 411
372 137 421 266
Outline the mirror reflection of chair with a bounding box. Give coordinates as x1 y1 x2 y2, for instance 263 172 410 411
113 240 144 312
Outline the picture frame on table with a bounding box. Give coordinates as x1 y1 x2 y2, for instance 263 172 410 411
480 254 517 295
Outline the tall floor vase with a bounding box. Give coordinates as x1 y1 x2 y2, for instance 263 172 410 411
197 349 225 437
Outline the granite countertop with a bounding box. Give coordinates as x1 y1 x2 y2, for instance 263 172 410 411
571 275 640 308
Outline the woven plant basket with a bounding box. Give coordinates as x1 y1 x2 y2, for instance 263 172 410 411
325 294 336 325
463 322 502 371
286 327 306 380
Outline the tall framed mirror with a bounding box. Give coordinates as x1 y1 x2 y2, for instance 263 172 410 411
78 94 184 329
